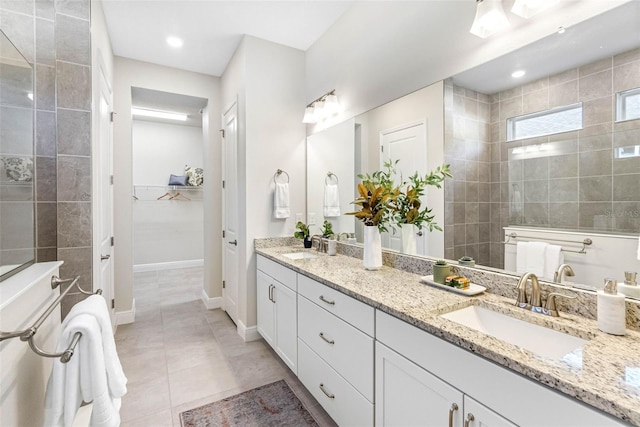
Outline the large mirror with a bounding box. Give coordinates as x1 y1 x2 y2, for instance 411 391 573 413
306 2 640 292
0 29 35 280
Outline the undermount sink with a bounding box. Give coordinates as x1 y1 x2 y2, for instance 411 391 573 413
282 252 317 260
440 305 588 361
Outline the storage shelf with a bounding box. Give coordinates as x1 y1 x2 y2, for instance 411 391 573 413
133 185 203 191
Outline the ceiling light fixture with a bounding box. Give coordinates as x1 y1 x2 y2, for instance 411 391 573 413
302 90 340 124
511 70 526 78
166 36 183 48
511 0 554 19
469 0 510 39
132 107 188 121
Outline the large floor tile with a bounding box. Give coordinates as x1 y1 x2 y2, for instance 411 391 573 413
168 360 240 407
121 409 173 427
119 376 171 423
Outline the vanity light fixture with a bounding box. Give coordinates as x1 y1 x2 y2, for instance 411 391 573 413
166 36 183 48
132 107 188 121
511 0 554 19
302 89 339 124
511 70 526 78
469 0 510 39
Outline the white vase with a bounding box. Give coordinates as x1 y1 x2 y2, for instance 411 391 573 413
400 223 417 255
363 225 382 270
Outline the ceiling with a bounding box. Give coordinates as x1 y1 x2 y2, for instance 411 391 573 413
101 0 354 76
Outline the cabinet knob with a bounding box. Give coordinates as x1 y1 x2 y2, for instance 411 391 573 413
319 383 335 399
464 413 475 427
448 403 459 427
319 332 335 345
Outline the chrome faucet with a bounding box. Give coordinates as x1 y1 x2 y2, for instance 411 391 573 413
311 234 324 252
337 232 349 241
516 272 542 312
553 264 575 283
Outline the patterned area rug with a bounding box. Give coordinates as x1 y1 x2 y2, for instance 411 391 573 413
179 380 319 427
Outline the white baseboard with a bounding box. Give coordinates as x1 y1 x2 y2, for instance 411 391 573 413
133 259 204 273
237 319 261 342
201 289 222 310
115 298 136 325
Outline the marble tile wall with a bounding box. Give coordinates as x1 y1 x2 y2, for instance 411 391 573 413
443 80 493 266
0 0 93 316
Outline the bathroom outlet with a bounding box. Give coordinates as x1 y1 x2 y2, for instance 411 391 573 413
295 213 303 223
308 213 316 225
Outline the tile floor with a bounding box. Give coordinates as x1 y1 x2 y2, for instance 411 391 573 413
115 267 337 426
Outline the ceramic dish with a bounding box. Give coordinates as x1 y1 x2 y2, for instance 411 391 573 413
420 275 486 296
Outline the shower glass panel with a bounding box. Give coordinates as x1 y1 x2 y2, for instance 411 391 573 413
0 29 35 281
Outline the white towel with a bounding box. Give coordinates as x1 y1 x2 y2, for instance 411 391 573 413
543 244 564 281
44 296 127 427
323 183 341 217
515 241 548 278
273 182 290 219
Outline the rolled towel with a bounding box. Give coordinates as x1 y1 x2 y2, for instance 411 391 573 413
273 182 290 219
323 183 340 217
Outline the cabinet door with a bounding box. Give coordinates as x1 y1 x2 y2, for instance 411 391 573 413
256 271 275 347
376 342 463 427
273 281 297 372
463 396 516 427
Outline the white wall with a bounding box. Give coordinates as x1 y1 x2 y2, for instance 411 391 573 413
307 118 355 236
221 36 306 335
113 58 221 318
132 120 204 266
305 0 631 131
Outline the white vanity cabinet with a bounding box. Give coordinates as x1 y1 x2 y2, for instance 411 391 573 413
256 256 297 373
297 274 375 426
376 310 627 427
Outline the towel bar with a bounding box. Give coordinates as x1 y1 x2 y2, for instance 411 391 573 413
0 275 102 363
502 232 592 254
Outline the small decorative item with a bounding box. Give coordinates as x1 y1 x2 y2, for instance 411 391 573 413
458 256 475 267
168 174 188 186
400 223 417 255
433 259 451 284
185 165 204 186
363 225 383 269
294 221 312 248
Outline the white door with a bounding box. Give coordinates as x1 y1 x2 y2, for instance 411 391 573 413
375 341 463 427
222 102 239 325
380 121 427 254
96 59 115 327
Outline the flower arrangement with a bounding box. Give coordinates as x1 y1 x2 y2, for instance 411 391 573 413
346 161 398 233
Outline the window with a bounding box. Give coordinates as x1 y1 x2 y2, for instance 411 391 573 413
616 87 640 122
506 103 583 142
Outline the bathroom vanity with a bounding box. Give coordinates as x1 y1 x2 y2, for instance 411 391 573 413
256 241 639 426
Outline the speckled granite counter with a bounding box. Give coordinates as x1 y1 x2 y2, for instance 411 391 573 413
256 243 640 426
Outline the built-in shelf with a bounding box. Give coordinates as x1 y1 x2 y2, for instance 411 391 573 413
132 184 204 201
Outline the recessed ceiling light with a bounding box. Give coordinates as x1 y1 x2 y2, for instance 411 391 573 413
166 36 183 48
511 70 526 78
132 107 188 121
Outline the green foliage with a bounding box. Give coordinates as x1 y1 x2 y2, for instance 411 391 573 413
435 259 448 266
321 220 334 237
294 221 310 239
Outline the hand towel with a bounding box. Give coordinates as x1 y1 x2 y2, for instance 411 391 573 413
515 241 548 278
44 296 127 427
543 244 564 281
323 183 341 217
273 182 290 219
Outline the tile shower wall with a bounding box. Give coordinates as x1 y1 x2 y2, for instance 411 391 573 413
443 80 493 266
1 0 92 316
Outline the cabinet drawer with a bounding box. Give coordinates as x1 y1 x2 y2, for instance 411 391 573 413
257 255 297 291
298 295 374 402
298 340 373 427
298 274 374 336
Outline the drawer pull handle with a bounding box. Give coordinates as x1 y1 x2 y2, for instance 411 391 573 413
464 413 475 427
319 383 335 399
448 403 458 427
319 295 335 305
319 332 335 345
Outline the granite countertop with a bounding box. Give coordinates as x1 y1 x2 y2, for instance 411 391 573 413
256 244 640 426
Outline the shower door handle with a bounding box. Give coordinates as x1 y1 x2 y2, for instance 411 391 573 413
228 240 237 246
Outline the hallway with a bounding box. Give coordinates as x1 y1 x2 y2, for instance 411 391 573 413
115 267 335 426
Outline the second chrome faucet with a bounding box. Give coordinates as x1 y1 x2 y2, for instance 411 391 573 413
516 272 576 317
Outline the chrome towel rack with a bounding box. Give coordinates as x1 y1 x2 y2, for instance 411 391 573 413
502 232 593 254
0 275 102 363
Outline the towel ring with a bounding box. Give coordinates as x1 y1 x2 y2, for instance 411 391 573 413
325 172 339 185
274 169 289 184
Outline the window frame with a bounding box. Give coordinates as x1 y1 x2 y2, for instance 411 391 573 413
506 102 583 142
616 87 640 123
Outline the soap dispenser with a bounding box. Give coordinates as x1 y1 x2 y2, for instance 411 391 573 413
597 278 626 336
